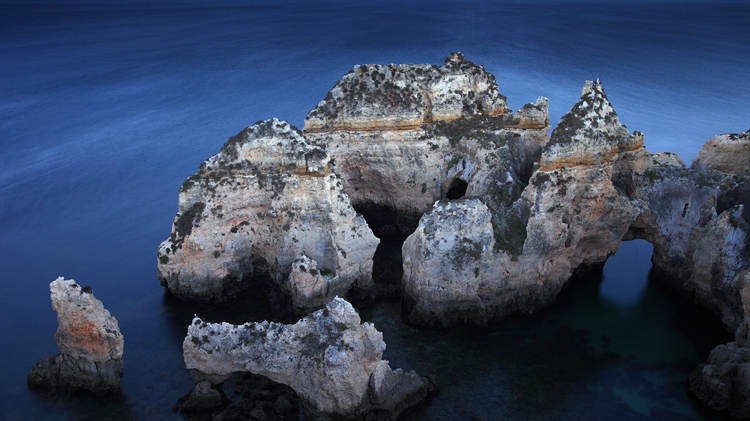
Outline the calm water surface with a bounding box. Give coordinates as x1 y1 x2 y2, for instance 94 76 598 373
1 2 748 420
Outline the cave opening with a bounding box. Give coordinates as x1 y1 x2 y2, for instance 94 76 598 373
446 178 468 200
352 202 423 301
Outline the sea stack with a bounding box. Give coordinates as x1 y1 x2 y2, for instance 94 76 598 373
27 277 124 396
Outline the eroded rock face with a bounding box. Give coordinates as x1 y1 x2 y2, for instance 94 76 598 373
402 78 750 332
183 297 436 420
157 119 379 311
28 278 124 396
690 130 750 175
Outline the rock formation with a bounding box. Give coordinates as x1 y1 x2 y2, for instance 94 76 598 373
158 53 749 417
303 52 509 133
304 53 549 236
399 78 749 330
27 277 124 396
401 79 643 325
157 119 379 313
182 297 437 420
690 130 750 175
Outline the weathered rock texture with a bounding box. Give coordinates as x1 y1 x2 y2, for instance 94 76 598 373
28 278 124 396
183 297 436 420
691 130 750 176
157 119 378 312
304 52 509 133
304 53 550 238
401 79 749 332
160 54 749 416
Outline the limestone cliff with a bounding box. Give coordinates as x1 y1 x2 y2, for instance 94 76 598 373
157 119 379 312
155 53 750 418
182 297 436 420
689 270 750 420
28 278 124 396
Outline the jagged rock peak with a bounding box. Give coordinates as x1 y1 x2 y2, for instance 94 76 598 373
183 297 436 419
540 79 643 171
690 130 750 175
303 53 509 132
27 277 124 396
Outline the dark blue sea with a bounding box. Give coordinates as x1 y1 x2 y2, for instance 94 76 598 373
1 1 748 420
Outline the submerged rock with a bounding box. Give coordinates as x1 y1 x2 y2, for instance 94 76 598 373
27 277 124 396
157 119 378 313
182 297 437 420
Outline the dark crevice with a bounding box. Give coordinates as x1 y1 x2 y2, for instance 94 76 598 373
350 202 422 305
353 202 421 241
446 179 468 200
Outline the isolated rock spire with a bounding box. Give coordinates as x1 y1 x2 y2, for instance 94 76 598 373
27 277 124 396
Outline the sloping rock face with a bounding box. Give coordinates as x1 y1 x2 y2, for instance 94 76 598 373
28 278 124 396
690 130 750 175
304 53 550 237
183 297 436 420
157 119 379 311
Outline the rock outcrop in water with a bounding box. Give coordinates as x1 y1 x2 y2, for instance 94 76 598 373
399 79 749 330
27 278 124 396
159 53 749 417
157 119 379 314
182 297 437 420
401 79 644 325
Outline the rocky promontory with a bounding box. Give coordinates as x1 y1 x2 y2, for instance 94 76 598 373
28 278 124 396
157 119 379 314
182 297 437 420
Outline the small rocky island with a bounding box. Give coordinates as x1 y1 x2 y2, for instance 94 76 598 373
28 278 124 396
155 53 748 419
